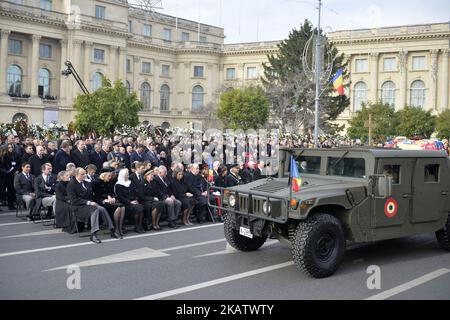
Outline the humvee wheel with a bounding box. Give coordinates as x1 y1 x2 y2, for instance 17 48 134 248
436 213 450 251
224 214 267 252
292 213 346 278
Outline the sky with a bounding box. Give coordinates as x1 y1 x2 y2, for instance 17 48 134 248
132 0 450 43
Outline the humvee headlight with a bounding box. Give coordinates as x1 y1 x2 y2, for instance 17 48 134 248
262 201 272 214
300 199 316 211
290 199 299 210
229 195 236 207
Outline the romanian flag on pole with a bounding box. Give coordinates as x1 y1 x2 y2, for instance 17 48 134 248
207 156 214 182
290 156 302 193
331 68 345 96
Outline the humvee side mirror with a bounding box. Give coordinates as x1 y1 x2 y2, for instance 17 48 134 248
372 175 393 199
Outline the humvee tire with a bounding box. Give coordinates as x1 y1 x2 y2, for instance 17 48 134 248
292 213 346 278
436 213 450 251
224 213 267 252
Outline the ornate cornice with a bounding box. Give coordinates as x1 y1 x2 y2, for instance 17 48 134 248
330 32 450 45
0 5 67 30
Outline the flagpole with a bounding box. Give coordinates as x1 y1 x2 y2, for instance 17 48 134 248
314 0 322 148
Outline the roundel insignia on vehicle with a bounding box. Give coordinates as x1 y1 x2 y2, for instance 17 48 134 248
384 198 398 218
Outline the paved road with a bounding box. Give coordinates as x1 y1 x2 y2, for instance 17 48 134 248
0 207 449 300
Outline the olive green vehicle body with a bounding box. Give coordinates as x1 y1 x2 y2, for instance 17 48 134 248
210 147 450 244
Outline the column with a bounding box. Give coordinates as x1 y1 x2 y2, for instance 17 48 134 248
83 41 92 88
118 47 126 82
399 50 408 110
369 52 379 103
440 49 449 111
109 45 118 82
0 29 11 94
30 35 41 97
429 49 439 111
59 39 67 104
69 39 83 100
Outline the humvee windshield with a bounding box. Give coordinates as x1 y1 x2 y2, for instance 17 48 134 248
291 155 366 179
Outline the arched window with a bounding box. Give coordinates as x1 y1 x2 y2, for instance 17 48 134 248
410 80 426 108
381 81 396 106
140 82 151 110
7 65 22 95
125 80 131 95
192 85 204 111
12 113 28 123
160 84 170 111
161 121 170 129
92 72 103 91
38 68 51 97
353 81 368 112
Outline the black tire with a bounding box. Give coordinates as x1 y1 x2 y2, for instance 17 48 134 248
224 213 267 252
436 213 450 251
292 213 346 278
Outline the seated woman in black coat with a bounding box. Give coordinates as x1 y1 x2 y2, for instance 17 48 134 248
55 171 71 230
213 165 228 188
170 168 195 226
138 170 166 231
92 171 126 238
114 169 145 233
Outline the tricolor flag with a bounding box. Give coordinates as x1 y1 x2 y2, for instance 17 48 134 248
207 156 214 182
290 156 302 193
331 68 345 96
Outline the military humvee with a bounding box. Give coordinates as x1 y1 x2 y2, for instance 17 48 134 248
208 147 450 278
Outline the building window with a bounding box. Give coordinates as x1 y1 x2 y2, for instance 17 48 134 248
192 85 204 111
381 81 396 106
355 58 368 73
12 113 28 123
226 68 236 80
247 67 257 79
199 36 207 43
412 56 426 70
161 64 170 77
194 66 204 77
410 80 426 108
125 80 132 95
143 24 152 37
8 39 22 55
7 65 22 95
160 84 170 111
353 81 368 112
181 32 190 42
383 58 396 72
40 0 52 11
93 48 105 63
163 28 172 41
128 20 132 33
142 62 151 74
140 82 151 110
92 72 103 91
126 59 131 73
39 44 52 59
38 68 50 97
95 5 105 19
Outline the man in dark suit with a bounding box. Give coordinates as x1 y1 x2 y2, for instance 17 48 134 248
151 166 181 228
252 161 266 181
29 145 49 177
32 163 57 218
67 168 119 244
54 141 72 174
130 162 145 187
89 143 107 174
71 140 89 169
146 143 159 167
225 165 244 187
184 164 208 223
130 145 147 164
14 162 35 210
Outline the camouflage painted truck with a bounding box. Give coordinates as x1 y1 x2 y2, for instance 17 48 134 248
208 147 450 278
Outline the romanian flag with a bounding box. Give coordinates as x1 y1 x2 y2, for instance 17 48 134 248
207 156 214 182
290 156 302 192
331 68 345 96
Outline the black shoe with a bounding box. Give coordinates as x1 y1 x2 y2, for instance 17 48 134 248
111 231 121 239
90 234 102 244
134 227 145 234
168 222 179 229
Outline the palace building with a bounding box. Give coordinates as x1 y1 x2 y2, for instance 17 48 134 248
0 0 449 130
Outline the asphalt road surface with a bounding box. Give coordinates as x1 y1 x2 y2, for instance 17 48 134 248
0 207 449 300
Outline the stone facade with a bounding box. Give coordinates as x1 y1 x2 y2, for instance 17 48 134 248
1 1 449 130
